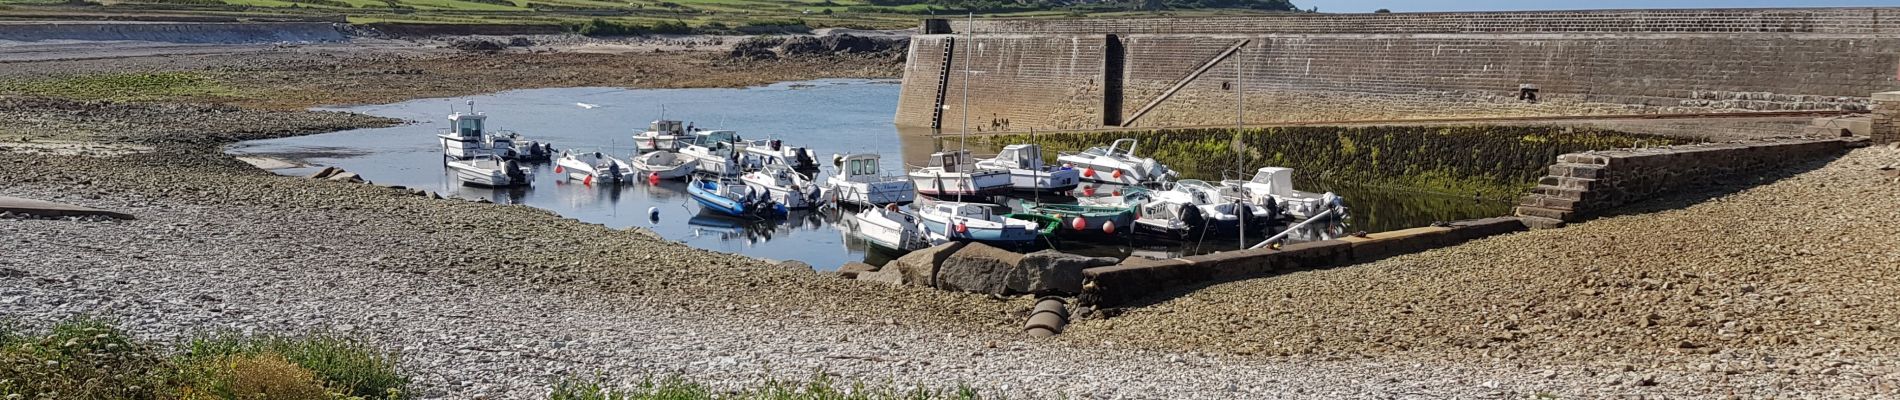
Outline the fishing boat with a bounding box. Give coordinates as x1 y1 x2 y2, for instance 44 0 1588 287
1019 202 1135 235
916 201 1039 245
679 130 748 177
437 111 488 160
740 138 820 172
554 150 635 185
445 155 532 187
909 150 1011 198
974 144 1080 193
630 150 696 180
633 120 685 154
688 177 785 217
1220 167 1343 220
740 164 823 210
1055 138 1177 186
823 153 915 207
850 204 931 251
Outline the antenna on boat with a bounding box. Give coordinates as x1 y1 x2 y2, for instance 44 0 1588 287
467 100 476 114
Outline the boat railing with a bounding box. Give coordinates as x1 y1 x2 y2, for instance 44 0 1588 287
1248 207 1343 250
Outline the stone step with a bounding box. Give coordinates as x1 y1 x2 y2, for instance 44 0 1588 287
1518 193 1579 210
1537 175 1598 191
1531 184 1589 201
1558 153 1609 166
1517 215 1567 230
1513 206 1574 222
1548 162 1607 179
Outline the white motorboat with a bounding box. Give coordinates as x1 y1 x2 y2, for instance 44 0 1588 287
1146 188 1240 234
741 138 819 171
916 200 1039 245
446 156 532 187
679 130 748 177
741 164 824 210
908 150 1011 198
1056 138 1177 186
974 144 1080 193
437 111 488 160
823 153 916 207
1132 194 1204 239
850 204 930 251
486 130 554 161
1219 167 1343 220
630 150 696 180
1171 179 1277 231
554 150 635 185
634 120 685 153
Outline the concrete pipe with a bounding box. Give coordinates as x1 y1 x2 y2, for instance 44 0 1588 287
1024 311 1066 334
1032 298 1069 319
1025 327 1058 338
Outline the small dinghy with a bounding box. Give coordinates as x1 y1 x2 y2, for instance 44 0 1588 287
909 150 1011 198
823 153 915 207
630 150 696 181
446 155 532 187
1056 138 1177 186
917 201 1039 245
741 164 823 210
554 150 634 185
975 144 1080 193
633 120 685 154
1220 167 1343 220
850 204 931 251
688 177 785 217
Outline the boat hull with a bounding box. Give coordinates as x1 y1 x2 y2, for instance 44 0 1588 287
918 215 1037 244
852 209 925 251
909 172 1012 198
688 181 756 216
1003 168 1081 193
1025 204 1133 234
446 160 530 187
439 135 485 159
825 180 917 207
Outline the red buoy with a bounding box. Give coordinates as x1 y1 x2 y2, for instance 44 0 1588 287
954 221 968 234
1102 220 1117 234
1071 217 1086 231
554 165 565 174
647 172 661 185
583 175 593 186
1082 186 1096 197
1082 168 1095 178
1112 169 1124 179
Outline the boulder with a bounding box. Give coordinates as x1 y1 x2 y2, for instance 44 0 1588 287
888 242 965 287
855 266 901 285
307 166 339 179
835 262 878 279
326 171 365 183
936 243 1023 294
1011 250 1118 295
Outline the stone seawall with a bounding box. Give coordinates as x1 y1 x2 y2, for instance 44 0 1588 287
898 8 1900 131
0 22 348 44
1514 137 1859 226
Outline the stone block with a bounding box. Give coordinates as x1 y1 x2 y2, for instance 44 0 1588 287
1339 227 1454 262
1515 206 1576 222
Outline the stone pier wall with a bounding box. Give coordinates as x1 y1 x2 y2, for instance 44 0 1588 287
898 8 1900 131
1873 92 1900 143
1514 137 1859 226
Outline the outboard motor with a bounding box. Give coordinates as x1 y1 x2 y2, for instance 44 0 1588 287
504 159 525 183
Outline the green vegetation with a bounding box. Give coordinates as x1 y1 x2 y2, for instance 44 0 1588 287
550 375 990 400
0 72 235 102
976 125 1697 198
0 317 409 400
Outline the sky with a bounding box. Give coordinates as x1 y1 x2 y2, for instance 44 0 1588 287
1297 0 1900 13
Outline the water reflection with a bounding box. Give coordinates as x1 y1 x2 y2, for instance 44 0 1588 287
230 79 1506 270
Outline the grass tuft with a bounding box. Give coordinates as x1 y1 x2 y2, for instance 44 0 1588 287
175 333 410 399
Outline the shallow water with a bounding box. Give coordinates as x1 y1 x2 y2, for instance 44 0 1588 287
229 79 1510 269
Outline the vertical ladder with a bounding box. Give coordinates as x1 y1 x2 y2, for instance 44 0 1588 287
929 37 956 130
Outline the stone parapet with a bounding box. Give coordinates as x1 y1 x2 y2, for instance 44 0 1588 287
949 8 1900 35
1514 137 1856 224
1872 92 1900 143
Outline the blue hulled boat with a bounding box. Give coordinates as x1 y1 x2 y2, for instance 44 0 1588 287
688 177 785 217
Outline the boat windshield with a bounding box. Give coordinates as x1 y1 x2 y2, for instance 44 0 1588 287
849 158 880 176
455 117 483 137
1251 169 1274 183
1080 146 1108 157
693 131 737 146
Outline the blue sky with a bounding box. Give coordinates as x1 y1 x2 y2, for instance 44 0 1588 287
1298 0 1900 13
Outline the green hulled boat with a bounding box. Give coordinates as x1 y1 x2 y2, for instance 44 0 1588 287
1003 213 1062 238
1020 202 1136 235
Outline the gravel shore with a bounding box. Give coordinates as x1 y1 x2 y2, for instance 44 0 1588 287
4 43 1897 398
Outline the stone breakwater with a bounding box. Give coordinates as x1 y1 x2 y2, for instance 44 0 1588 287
897 8 1900 130
1515 137 1862 226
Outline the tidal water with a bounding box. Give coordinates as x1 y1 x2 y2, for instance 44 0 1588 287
229 79 1510 270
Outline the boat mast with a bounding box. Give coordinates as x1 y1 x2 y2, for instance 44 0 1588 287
1236 45 1245 249
958 11 972 204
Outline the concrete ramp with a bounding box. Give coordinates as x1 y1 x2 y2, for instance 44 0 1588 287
0 22 347 45
0 196 136 220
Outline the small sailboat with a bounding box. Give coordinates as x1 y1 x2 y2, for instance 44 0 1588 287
909 150 1011 198
1220 167 1343 220
974 144 1080 193
554 150 634 185
740 164 823 210
445 155 533 187
1056 138 1177 186
688 177 785 217
823 153 916 207
630 150 696 180
633 120 685 154
850 204 931 251
916 201 1039 245
679 130 747 177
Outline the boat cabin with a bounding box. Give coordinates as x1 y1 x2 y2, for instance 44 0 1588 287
928 150 976 173
648 120 685 136
839 154 884 179
932 202 997 220
1247 167 1297 197
989 144 1048 170
688 130 740 149
446 112 487 139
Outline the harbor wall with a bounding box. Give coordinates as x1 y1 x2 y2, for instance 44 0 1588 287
897 8 1900 131
1514 137 1860 226
1079 217 1526 307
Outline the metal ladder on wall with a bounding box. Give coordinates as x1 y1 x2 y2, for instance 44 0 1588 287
929 37 956 130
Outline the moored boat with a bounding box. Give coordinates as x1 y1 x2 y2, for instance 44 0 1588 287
446 156 532 187
679 129 748 177
1055 138 1177 186
741 138 819 172
633 120 685 154
975 144 1080 193
916 200 1039 245
630 150 696 180
437 111 488 160
740 164 823 210
485 130 554 162
823 153 916 207
554 150 634 185
688 177 785 217
1219 167 1343 220
1020 202 1134 236
1173 179 1277 231
850 204 931 251
909 150 1011 198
